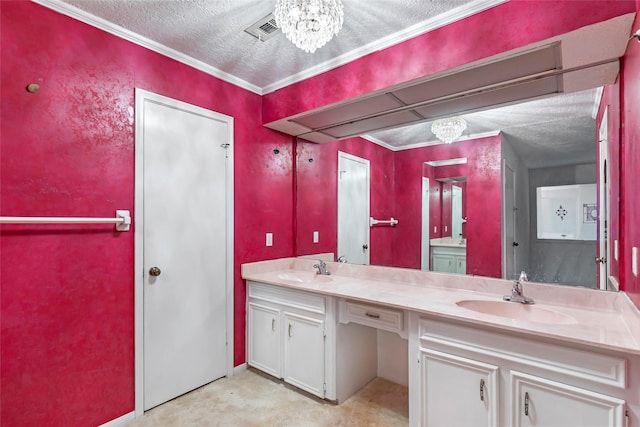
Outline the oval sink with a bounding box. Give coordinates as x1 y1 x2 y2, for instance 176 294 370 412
456 300 577 325
276 272 332 283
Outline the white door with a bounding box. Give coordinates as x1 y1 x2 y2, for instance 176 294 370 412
247 302 281 378
504 161 517 280
598 108 610 290
451 184 463 239
338 152 370 265
421 348 498 427
421 177 430 271
511 371 625 427
136 90 232 410
283 312 325 398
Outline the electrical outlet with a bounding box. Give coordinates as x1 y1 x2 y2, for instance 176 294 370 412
266 232 273 247
633 247 638 277
313 231 319 243
614 240 619 261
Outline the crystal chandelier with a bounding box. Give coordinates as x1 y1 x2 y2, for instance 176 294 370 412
274 0 344 53
431 117 467 144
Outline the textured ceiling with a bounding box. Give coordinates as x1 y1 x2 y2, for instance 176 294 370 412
58 0 479 90
47 0 610 167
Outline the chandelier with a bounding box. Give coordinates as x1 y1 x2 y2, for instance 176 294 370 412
274 0 344 53
431 117 467 144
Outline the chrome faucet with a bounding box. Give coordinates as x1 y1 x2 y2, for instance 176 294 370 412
313 260 331 275
503 271 534 304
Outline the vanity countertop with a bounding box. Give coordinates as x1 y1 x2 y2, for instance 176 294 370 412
242 258 640 356
429 237 467 248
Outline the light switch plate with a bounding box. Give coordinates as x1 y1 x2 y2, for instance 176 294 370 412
614 239 619 261
633 247 638 277
266 232 273 247
313 231 319 243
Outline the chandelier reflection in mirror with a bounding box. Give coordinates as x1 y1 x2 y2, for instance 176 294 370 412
431 117 467 144
274 0 344 53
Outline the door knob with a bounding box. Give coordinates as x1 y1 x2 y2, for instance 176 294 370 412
149 266 162 277
362 244 369 251
594 257 607 264
513 242 519 247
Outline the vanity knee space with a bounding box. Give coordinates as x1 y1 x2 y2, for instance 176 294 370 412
246 281 409 403
409 314 635 427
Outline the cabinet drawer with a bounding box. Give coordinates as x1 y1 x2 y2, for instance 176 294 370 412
419 318 627 389
340 300 404 335
248 281 325 314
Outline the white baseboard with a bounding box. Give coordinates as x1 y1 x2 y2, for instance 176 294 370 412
233 363 248 376
99 411 135 427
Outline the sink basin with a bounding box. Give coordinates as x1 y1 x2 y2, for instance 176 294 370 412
456 300 577 325
276 272 332 283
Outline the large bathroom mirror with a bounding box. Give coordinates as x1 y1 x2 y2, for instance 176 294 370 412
293 16 631 292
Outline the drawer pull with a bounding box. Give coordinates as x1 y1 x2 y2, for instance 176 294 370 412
365 312 380 319
479 379 485 401
288 323 292 337
272 318 276 331
524 392 530 416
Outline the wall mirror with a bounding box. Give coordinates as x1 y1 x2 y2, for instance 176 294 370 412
294 16 633 292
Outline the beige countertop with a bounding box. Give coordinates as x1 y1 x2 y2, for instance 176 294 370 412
429 237 467 248
242 257 640 356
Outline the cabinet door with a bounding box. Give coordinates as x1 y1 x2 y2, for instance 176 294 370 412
283 312 325 398
455 256 466 274
511 371 625 427
247 302 281 378
432 254 455 273
421 348 498 427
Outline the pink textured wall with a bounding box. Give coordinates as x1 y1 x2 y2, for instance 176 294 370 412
620 2 640 306
0 2 293 426
263 0 636 124
393 136 502 275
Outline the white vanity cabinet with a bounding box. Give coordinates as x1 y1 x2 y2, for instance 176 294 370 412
282 311 326 396
410 316 629 427
430 246 466 274
421 348 498 427
510 371 625 427
247 281 334 399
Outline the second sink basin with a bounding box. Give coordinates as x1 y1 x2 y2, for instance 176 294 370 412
456 300 577 325
276 272 332 284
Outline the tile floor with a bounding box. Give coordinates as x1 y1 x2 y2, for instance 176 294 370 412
127 369 409 426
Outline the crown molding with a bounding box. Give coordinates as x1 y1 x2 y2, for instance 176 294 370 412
33 0 507 96
32 0 263 95
262 0 508 94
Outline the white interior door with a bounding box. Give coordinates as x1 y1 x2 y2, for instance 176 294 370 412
136 90 231 411
598 108 610 290
504 161 517 280
338 152 370 265
451 185 463 239
421 177 430 271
